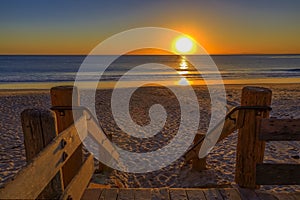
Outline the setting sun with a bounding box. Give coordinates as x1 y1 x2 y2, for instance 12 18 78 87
175 37 194 53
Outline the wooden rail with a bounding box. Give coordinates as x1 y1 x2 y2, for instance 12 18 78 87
259 118 300 141
234 87 300 188
255 118 300 186
187 86 299 189
184 105 241 171
0 86 116 199
0 112 91 199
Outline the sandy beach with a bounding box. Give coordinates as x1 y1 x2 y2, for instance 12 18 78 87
0 83 299 192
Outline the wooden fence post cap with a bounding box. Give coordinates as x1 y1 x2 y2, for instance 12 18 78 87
50 86 79 106
21 108 56 118
242 86 272 94
50 85 77 91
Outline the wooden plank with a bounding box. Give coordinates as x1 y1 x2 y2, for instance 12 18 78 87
184 108 238 161
235 86 272 189
219 106 240 141
192 134 206 171
84 110 116 172
218 188 242 200
61 154 94 200
100 188 119 200
273 193 300 200
85 112 119 161
81 188 103 200
118 188 134 200
169 188 188 200
22 109 53 162
51 86 83 188
259 118 300 141
202 188 223 200
256 192 278 200
290 193 300 200
151 188 170 200
236 187 260 200
256 164 300 185
134 188 152 200
185 189 206 200
0 116 86 199
22 109 63 199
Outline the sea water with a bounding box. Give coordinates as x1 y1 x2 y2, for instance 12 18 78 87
0 55 299 88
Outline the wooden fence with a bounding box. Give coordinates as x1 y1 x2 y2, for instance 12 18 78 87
0 86 299 199
184 86 300 189
0 86 116 199
255 118 300 185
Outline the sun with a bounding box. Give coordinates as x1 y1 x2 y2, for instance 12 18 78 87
175 37 194 53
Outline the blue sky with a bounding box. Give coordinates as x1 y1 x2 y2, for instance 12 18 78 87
1 0 300 54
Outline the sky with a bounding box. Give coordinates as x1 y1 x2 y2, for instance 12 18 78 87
0 0 300 55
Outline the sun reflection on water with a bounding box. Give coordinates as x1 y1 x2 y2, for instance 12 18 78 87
178 71 189 75
179 59 188 70
177 77 192 86
177 57 192 86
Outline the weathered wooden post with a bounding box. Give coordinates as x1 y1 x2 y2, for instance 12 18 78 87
50 86 83 188
21 109 63 199
192 134 206 171
235 86 272 189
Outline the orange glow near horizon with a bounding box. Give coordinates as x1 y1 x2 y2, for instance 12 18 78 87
127 48 174 55
1 26 300 55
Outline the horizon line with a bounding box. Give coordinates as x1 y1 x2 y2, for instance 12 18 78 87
1 53 300 56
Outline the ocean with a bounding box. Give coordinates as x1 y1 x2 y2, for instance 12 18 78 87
0 55 299 88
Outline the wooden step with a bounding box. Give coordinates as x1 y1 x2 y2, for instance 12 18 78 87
81 187 300 200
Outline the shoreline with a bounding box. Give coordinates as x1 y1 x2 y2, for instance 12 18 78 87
0 80 300 93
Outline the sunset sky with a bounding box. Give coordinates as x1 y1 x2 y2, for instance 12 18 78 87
1 0 300 55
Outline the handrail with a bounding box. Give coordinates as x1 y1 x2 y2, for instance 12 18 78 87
184 105 272 160
52 105 119 155
51 106 110 138
51 106 120 168
226 105 272 123
0 115 87 199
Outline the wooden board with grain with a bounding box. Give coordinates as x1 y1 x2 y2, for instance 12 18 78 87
184 108 239 162
218 188 242 200
51 86 84 188
235 86 272 189
134 188 152 200
185 189 206 200
81 188 103 200
118 188 135 200
169 188 188 200
0 115 86 199
100 188 119 200
80 188 299 200
151 188 170 200
259 118 300 141
256 164 300 185
21 109 63 199
61 154 94 200
202 188 223 200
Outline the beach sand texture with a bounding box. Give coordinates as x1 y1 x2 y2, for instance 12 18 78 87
0 84 299 192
